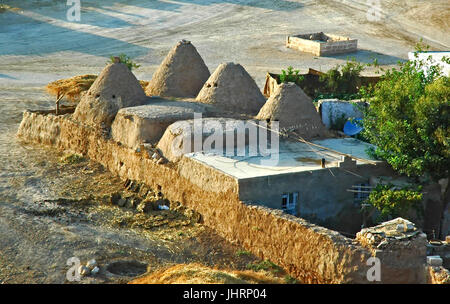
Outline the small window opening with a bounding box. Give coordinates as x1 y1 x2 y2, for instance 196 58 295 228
282 192 298 216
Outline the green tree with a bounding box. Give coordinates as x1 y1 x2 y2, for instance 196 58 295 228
361 53 449 180
319 59 364 94
364 184 423 223
108 53 140 71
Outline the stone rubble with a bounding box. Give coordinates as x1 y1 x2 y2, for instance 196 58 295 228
91 266 100 276
109 179 202 224
427 266 450 284
86 259 97 269
356 218 424 250
78 265 90 277
427 256 443 267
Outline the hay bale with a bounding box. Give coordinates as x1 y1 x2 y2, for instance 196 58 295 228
145 40 210 98
256 82 327 139
46 75 148 103
73 63 147 127
196 62 266 115
46 74 97 102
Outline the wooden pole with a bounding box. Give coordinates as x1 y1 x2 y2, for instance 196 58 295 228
55 92 65 115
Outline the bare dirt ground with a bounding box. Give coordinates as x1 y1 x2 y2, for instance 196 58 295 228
0 148 263 284
0 0 448 284
1 0 448 88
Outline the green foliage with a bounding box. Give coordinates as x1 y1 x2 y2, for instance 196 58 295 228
108 53 140 70
365 184 423 223
360 50 450 180
317 58 365 99
280 66 304 83
60 153 85 164
414 39 430 53
313 92 361 102
283 275 298 284
235 250 252 257
278 59 372 102
246 260 282 274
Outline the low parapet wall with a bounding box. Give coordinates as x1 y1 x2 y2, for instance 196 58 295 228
17 110 427 283
286 33 357 56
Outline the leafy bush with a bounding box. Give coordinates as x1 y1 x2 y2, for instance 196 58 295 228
364 184 423 223
108 53 140 70
277 59 371 102
279 66 304 83
317 59 365 100
361 49 449 180
313 92 361 102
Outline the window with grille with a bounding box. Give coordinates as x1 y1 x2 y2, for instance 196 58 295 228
353 183 370 204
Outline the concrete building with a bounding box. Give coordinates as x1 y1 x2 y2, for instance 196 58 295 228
154 115 393 235
185 137 391 234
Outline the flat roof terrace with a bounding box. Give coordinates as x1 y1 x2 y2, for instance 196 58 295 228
186 138 379 180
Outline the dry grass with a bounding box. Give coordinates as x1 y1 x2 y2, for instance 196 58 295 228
139 80 150 90
46 74 97 102
45 75 149 102
128 263 286 284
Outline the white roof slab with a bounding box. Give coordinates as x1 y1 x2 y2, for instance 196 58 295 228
186 138 379 179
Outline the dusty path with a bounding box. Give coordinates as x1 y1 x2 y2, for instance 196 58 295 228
0 0 448 283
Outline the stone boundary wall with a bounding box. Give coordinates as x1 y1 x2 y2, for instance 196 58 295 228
286 34 357 56
17 111 426 283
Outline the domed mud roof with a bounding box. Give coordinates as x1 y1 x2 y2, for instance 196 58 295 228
195 62 266 115
145 40 210 98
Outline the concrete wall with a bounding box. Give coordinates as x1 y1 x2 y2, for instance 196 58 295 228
318 99 366 129
286 35 357 56
16 111 427 283
238 163 393 235
286 36 321 56
320 39 357 56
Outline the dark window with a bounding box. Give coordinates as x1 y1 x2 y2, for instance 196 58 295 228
281 193 298 216
354 183 370 204
282 195 288 209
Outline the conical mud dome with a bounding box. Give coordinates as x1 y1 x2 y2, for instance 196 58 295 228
256 82 327 139
145 40 210 98
195 62 266 115
73 62 147 127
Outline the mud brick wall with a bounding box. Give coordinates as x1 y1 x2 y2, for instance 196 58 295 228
17 111 427 283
